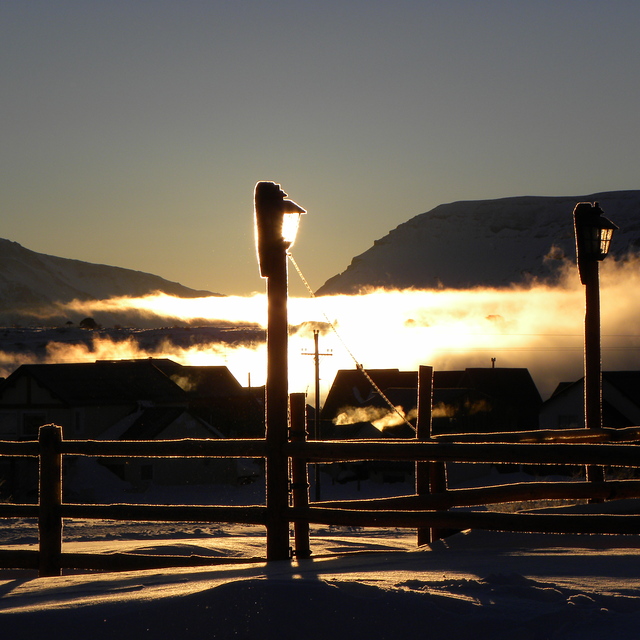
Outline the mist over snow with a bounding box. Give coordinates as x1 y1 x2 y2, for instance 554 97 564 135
2 252 640 401
1 191 640 401
316 190 640 295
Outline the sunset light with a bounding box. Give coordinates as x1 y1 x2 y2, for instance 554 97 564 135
5 253 638 405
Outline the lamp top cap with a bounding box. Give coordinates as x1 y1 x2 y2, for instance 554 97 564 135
254 181 306 214
573 201 618 230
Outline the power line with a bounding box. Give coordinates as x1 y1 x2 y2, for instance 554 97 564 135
288 252 415 431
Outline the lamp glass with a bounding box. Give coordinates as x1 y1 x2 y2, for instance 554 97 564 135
282 212 302 247
579 222 615 261
599 227 614 258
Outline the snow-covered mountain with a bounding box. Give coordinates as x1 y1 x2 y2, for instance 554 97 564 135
317 191 640 294
0 238 216 311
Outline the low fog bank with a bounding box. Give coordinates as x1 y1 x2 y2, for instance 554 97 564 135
1 254 639 400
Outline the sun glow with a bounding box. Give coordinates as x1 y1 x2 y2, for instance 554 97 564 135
5 254 640 403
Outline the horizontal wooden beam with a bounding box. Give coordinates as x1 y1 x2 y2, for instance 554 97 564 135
290 506 640 535
60 438 268 458
60 503 268 525
286 440 640 466
314 479 640 510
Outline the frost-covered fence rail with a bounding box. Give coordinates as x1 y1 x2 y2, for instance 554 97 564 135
287 364 640 547
0 427 270 576
3 374 640 576
288 439 640 536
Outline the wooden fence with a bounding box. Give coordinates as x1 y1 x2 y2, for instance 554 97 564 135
2 367 640 576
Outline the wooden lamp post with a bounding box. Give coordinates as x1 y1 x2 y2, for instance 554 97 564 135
255 181 305 560
573 201 617 483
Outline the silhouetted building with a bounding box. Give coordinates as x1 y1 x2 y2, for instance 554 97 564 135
540 371 640 429
321 367 542 437
0 359 264 498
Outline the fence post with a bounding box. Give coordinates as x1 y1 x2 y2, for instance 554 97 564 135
38 424 63 577
416 366 433 546
416 365 448 544
290 392 311 559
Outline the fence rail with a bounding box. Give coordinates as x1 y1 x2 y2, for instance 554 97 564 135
2 368 640 576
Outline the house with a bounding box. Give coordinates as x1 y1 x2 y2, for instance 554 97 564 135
0 358 263 441
0 359 188 441
319 366 542 486
321 367 542 436
0 359 264 498
539 371 640 429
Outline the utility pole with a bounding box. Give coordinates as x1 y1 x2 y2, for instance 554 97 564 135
302 329 332 500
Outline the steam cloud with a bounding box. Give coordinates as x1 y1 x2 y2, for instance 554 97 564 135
3 253 640 402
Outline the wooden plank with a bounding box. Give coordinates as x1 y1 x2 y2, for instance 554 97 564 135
315 479 640 510
59 438 268 458
287 440 640 467
60 504 268 525
291 507 640 535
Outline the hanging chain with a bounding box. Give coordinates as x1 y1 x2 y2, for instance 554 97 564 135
288 252 415 432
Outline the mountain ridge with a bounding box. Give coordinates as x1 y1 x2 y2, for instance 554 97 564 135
0 238 217 313
317 190 640 294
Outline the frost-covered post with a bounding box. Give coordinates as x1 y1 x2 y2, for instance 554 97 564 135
290 392 311 559
38 424 63 577
416 365 444 545
255 181 306 561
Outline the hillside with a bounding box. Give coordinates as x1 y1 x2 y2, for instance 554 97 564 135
0 238 216 315
317 190 640 294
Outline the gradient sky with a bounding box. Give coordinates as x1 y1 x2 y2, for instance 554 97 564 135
2 1 639 297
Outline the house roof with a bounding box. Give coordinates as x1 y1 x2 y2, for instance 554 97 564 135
547 371 640 404
3 360 188 406
602 371 640 404
320 369 418 420
461 368 542 407
321 366 542 432
168 366 247 398
542 371 640 428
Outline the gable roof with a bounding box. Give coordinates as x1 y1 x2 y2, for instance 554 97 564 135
321 366 542 432
547 371 640 404
3 360 187 406
541 371 640 428
167 366 247 398
602 371 640 404
321 369 418 420
461 368 542 406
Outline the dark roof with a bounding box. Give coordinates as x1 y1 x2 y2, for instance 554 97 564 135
4 360 187 406
321 367 542 432
543 371 640 428
461 368 542 406
603 371 640 404
321 369 418 420
549 381 575 397
433 371 466 388
168 366 246 398
547 371 640 404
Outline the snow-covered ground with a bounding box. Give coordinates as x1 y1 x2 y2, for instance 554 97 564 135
2 474 640 639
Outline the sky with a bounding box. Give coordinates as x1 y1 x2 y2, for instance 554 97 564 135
2 1 639 297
